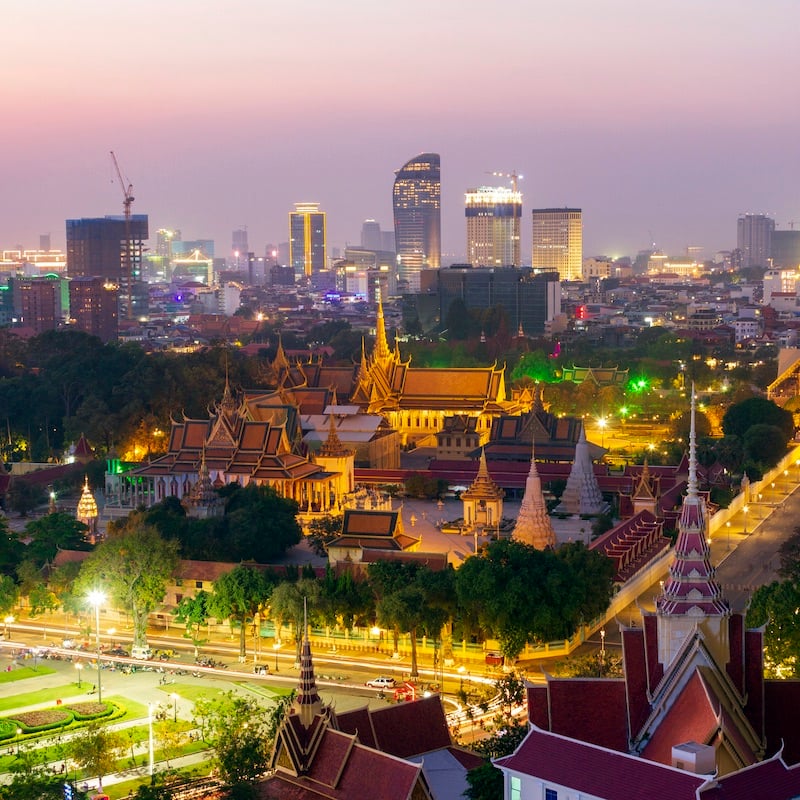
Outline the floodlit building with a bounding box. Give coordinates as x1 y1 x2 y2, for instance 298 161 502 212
289 203 327 279
531 208 582 281
393 153 441 291
465 185 522 267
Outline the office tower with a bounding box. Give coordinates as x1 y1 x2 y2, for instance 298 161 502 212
12 276 60 334
39 233 51 252
435 266 561 335
465 186 522 267
69 277 119 342
531 208 582 281
393 153 441 291
65 215 148 311
769 229 800 269
361 220 383 250
289 203 327 278
156 229 180 259
737 213 774 268
232 227 248 256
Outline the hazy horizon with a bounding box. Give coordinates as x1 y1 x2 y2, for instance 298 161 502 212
4 0 798 263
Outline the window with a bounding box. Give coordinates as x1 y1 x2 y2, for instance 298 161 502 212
545 789 558 800
195 581 203 589
510 777 521 800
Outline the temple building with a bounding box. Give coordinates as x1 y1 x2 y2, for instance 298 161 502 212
76 476 99 543
512 388 800 790
460 449 504 529
113 380 349 514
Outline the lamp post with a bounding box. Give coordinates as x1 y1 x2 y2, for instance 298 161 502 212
171 692 178 723
600 629 606 657
598 416 607 448
726 521 731 550
743 505 749 536
87 590 105 704
75 662 83 688
3 614 13 639
273 641 281 673
16 728 22 756
108 628 116 648
148 703 154 778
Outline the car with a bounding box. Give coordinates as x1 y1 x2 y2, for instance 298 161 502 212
365 676 396 689
253 664 270 675
107 647 129 657
131 645 153 660
61 639 75 649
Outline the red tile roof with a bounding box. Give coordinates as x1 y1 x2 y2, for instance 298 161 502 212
496 726 705 800
698 754 800 799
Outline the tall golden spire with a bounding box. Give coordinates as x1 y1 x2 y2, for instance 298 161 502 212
374 285 391 362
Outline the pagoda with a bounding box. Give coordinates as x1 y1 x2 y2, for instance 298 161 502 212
461 449 504 529
76 476 99 543
511 438 556 549
554 422 608 515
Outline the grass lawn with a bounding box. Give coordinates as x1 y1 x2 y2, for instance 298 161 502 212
158 683 228 705
103 761 215 800
237 681 294 701
0 685 83 713
0 665 56 683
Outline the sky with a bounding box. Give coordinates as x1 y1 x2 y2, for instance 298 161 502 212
3 0 799 264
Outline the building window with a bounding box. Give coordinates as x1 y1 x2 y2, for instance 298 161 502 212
195 581 203 589
175 593 183 604
545 789 558 800
175 579 183 587
510 776 521 800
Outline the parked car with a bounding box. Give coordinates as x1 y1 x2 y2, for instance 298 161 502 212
107 647 129 657
61 639 75 649
365 676 396 689
131 645 153 660
253 664 270 675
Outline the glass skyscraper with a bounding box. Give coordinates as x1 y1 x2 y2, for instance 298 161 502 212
393 153 441 292
465 186 522 267
289 203 327 279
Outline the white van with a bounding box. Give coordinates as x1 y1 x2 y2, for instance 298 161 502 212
131 645 153 660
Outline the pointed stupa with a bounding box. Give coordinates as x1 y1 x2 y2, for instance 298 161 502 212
631 458 658 516
273 334 290 372
555 422 608 515
656 384 729 667
76 475 98 541
295 599 323 728
461 449 504 529
184 448 222 518
373 286 391 363
512 438 556 549
219 357 237 414
318 409 349 458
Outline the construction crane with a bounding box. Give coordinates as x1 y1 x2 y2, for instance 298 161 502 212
486 170 523 193
110 150 135 319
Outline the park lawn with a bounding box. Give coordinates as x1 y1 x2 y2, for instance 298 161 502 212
0 665 56 683
237 681 294 701
103 761 215 800
159 683 229 705
0 685 83 712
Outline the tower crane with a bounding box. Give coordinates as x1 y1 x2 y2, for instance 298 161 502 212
486 170 523 193
110 150 135 319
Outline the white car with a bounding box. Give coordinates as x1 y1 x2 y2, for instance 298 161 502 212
366 676 396 689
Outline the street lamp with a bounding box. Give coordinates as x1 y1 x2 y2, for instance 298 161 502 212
148 703 154 777
600 629 606 658
3 614 13 639
743 505 749 536
87 590 105 704
108 627 116 648
75 662 83 688
273 641 281 673
598 417 607 448
726 521 731 550
16 728 22 756
171 692 179 723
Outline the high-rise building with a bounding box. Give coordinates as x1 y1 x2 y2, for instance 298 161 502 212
11 276 61 334
465 186 522 267
69 276 119 342
737 213 774 268
531 208 582 281
361 220 383 251
432 266 561 335
770 229 800 269
66 215 148 312
289 203 327 278
392 153 441 291
232 228 248 257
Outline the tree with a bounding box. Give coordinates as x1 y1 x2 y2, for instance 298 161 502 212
0 516 23 577
201 691 282 795
722 397 794 442
67 722 125 792
306 514 343 556
75 516 179 648
0 746 84 800
746 580 800 678
0 574 19 618
209 565 271 660
22 513 89 568
7 480 45 517
269 577 320 661
743 424 787 468
174 590 211 656
778 527 800 584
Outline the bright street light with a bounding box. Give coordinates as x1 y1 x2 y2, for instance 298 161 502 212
171 692 179 723
88 590 106 704
75 662 83 688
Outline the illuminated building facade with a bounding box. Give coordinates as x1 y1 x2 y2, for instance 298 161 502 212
11 275 62 333
392 153 440 291
737 213 774 268
69 276 119 342
289 203 327 278
465 186 522 266
531 208 582 281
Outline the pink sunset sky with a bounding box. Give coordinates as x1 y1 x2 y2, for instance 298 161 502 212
3 0 799 262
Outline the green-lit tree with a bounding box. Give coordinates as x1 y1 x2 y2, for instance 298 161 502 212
174 589 211 656
67 722 125 793
746 580 800 678
269 577 320 661
21 512 89 568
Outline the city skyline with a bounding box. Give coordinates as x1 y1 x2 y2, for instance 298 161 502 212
3 0 798 263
